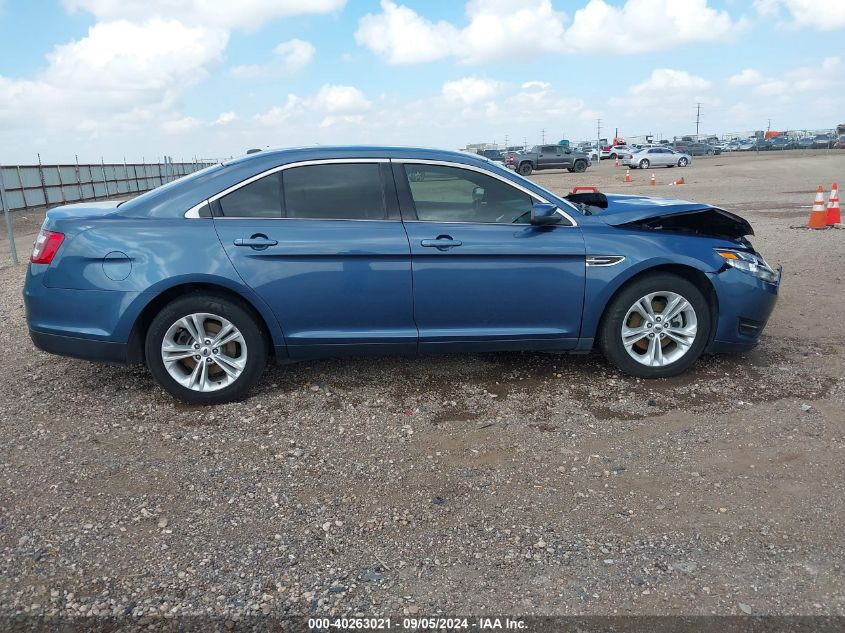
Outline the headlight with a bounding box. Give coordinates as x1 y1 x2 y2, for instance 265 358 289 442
716 249 779 283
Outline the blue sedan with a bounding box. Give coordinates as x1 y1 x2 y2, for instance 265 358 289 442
24 146 781 404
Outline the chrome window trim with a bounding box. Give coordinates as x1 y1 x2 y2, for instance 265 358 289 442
184 158 390 219
394 158 579 227
586 255 626 267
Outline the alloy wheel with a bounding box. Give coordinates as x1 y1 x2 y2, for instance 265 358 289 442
621 291 698 367
160 312 248 392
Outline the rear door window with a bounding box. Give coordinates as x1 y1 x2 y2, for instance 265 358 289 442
282 163 386 220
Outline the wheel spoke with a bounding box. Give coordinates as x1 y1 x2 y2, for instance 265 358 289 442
215 330 241 348
191 314 207 342
213 353 245 379
179 317 201 343
622 326 649 347
631 298 654 321
648 336 664 366
186 360 204 390
162 344 196 362
210 322 234 346
664 325 697 347
662 296 690 323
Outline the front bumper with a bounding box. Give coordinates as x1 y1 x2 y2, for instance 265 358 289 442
707 264 781 353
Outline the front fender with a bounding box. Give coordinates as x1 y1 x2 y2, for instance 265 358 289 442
579 225 724 341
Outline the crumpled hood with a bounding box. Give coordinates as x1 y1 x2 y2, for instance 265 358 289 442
593 193 753 238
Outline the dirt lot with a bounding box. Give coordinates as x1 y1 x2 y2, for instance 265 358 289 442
0 150 844 622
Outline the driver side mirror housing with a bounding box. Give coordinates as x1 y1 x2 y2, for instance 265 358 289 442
530 203 562 225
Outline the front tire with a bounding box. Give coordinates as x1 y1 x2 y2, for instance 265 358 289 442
572 160 587 173
145 293 267 404
598 273 711 378
678 157 688 167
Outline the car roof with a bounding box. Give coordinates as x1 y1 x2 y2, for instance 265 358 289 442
118 145 576 219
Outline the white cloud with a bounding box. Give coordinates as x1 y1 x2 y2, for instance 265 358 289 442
312 84 371 114
228 64 262 79
629 68 712 95
565 0 745 53
441 77 502 105
274 39 315 73
161 116 201 134
215 111 237 125
725 58 842 98
355 0 460 64
355 0 566 64
522 81 551 90
756 79 788 96
753 0 845 30
607 69 713 129
356 0 744 64
61 0 347 31
0 19 227 132
728 69 764 86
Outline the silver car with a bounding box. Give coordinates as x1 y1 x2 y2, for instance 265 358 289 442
623 147 691 169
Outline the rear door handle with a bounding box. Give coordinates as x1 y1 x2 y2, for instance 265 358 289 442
421 237 462 250
234 235 278 249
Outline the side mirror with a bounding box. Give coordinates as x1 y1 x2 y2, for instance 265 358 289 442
530 203 562 225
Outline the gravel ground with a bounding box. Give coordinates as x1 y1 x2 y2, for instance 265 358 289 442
0 150 844 624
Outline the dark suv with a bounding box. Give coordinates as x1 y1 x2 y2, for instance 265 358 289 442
508 145 591 176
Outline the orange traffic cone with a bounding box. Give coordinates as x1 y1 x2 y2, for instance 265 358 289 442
650 173 656 186
826 182 840 226
615 157 620 167
807 185 828 229
675 177 685 185
624 169 631 183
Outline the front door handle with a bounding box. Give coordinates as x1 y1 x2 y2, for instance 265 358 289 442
421 236 462 250
234 234 278 250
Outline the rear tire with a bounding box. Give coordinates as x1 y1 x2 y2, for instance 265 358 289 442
598 273 711 378
145 293 267 405
639 159 650 169
518 163 533 176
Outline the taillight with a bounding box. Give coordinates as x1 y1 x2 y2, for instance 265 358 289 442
507 155 514 164
30 229 65 264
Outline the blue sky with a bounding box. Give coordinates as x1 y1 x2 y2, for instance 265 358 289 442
0 0 843 162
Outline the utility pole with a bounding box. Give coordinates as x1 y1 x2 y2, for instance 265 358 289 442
541 128 546 144
695 102 702 139
767 118 772 132
596 118 602 151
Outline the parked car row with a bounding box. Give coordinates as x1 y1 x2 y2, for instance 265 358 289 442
472 131 844 174
719 134 842 151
